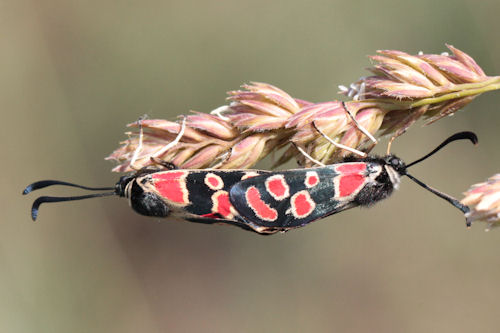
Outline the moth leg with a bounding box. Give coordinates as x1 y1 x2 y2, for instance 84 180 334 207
151 116 187 158
133 161 176 177
129 116 147 170
341 101 378 144
292 143 326 167
312 121 367 158
130 116 185 171
150 157 178 170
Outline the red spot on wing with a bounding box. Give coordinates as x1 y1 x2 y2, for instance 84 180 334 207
265 175 290 200
245 186 278 221
205 173 223 190
336 163 366 173
305 171 319 188
208 178 219 187
152 171 189 205
338 174 365 197
212 191 233 219
335 163 367 197
289 190 316 218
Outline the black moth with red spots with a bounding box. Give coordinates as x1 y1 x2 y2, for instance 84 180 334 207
229 156 399 232
23 132 476 234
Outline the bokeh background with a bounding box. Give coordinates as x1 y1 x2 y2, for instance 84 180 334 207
3 0 500 332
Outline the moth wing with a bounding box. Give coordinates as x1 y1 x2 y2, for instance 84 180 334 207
229 167 359 230
148 170 267 221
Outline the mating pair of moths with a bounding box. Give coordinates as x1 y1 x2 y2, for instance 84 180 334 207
23 132 476 234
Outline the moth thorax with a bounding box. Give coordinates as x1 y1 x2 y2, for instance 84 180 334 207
366 163 383 177
384 165 401 189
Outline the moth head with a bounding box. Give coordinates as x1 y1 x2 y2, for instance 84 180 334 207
384 155 406 174
115 175 136 198
380 155 404 190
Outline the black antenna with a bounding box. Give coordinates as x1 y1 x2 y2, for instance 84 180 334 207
23 180 114 194
402 131 478 227
30 192 116 221
23 180 117 221
405 172 470 224
406 131 477 168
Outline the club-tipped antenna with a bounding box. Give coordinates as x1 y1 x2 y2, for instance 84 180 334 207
406 131 477 168
23 180 117 221
23 180 114 195
402 131 478 227
405 172 470 224
30 192 116 221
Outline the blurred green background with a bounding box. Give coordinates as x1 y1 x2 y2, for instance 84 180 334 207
3 0 500 332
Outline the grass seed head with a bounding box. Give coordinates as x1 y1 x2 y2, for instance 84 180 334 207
108 45 499 171
462 174 500 231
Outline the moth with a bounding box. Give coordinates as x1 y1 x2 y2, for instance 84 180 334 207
23 131 476 234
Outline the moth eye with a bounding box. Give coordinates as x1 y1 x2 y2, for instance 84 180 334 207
390 158 400 167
